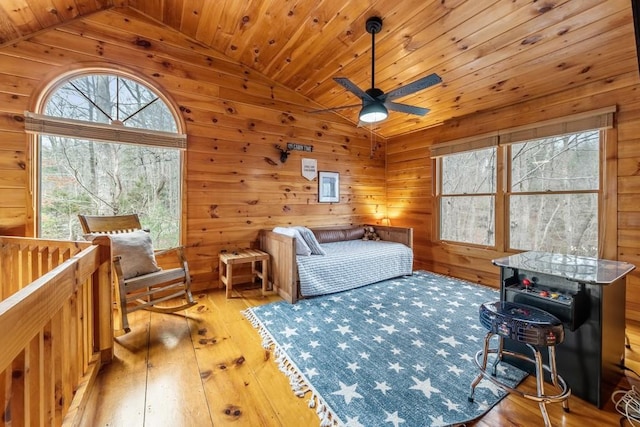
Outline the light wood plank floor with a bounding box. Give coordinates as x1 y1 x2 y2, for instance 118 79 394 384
80 286 640 426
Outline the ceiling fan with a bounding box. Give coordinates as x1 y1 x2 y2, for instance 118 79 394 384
312 16 442 124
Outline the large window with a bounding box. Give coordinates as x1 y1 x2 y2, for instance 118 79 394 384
440 148 496 246
32 73 183 248
436 129 603 257
508 132 599 255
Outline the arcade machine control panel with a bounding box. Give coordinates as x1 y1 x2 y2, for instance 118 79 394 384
503 274 590 331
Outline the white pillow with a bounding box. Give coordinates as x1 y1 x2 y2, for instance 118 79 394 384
86 230 161 279
294 226 326 255
272 227 312 256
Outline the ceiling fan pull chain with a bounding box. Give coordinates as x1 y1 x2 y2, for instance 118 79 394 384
370 125 378 159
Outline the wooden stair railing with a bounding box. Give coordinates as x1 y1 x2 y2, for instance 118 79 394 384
0 236 113 426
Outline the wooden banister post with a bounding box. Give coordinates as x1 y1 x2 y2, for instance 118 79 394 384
92 236 113 363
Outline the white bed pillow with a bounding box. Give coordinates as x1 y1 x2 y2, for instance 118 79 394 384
273 227 312 256
294 226 326 255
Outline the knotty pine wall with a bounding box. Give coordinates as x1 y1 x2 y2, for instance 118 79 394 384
0 7 638 321
387 73 640 321
0 8 387 291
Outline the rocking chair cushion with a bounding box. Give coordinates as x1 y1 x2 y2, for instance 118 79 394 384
110 230 161 279
86 230 161 279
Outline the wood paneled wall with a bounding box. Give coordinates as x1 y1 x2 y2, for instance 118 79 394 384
0 6 638 322
387 72 640 321
0 8 387 291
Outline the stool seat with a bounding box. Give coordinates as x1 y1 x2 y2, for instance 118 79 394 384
470 301 571 427
479 301 564 347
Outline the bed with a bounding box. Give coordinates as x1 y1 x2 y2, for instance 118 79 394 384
259 225 413 303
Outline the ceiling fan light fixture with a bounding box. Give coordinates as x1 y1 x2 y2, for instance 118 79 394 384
309 16 441 123
359 102 388 123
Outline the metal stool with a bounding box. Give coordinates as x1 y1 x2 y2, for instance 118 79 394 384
468 301 571 427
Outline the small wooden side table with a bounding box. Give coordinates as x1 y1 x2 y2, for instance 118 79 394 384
219 249 269 298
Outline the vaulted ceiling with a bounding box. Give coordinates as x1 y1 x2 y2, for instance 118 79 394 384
0 0 637 138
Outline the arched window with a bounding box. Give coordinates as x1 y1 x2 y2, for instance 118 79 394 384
27 72 184 248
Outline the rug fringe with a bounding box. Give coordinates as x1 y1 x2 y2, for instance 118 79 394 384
309 391 336 427
242 307 275 348
242 308 343 426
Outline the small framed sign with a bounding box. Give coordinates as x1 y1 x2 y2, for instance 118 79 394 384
318 171 339 203
287 142 313 152
301 158 317 181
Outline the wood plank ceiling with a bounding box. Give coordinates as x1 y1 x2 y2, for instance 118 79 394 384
0 0 637 138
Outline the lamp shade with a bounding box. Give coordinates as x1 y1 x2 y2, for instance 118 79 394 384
359 102 388 123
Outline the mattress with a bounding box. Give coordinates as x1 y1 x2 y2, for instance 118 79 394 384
296 239 413 297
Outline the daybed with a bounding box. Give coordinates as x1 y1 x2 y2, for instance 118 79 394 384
259 225 413 303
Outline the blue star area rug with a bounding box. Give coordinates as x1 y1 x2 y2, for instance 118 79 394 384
243 271 527 427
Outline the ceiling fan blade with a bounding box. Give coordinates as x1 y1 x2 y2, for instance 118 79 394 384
384 73 442 101
334 77 376 102
309 104 362 114
385 101 430 116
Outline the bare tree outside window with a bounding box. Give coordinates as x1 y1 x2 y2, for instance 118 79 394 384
440 148 496 245
437 130 600 256
39 74 181 248
509 131 599 256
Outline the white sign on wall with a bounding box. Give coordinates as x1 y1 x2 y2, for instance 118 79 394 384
301 158 317 181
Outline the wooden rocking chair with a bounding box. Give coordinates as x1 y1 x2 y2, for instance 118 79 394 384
78 214 196 333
